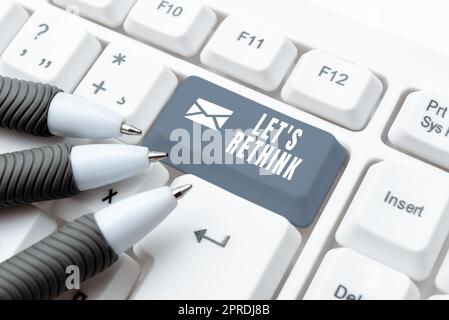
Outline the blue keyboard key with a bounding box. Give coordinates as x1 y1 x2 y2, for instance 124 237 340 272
145 76 346 227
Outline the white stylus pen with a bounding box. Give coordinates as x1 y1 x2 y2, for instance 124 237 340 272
69 144 166 190
0 184 192 300
0 143 167 207
47 92 142 138
95 184 192 254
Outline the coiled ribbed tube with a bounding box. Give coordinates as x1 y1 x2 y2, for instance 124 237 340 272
0 76 62 136
0 144 80 207
0 214 119 300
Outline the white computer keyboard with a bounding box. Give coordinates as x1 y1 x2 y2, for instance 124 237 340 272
1 0 449 300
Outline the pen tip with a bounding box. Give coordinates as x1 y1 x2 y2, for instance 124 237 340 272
121 123 142 136
148 151 168 162
172 184 193 199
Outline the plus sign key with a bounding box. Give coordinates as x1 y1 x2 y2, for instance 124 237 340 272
75 42 178 144
0 10 101 91
93 80 107 94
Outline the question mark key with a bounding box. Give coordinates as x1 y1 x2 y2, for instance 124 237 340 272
34 23 50 40
0 10 101 91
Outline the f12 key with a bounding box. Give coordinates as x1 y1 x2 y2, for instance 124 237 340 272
145 77 346 227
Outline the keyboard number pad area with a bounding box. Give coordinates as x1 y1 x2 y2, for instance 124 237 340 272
0 10 101 92
74 42 178 144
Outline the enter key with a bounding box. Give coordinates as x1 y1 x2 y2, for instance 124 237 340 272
144 76 347 227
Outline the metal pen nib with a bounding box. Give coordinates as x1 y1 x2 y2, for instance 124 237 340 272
172 184 193 199
121 123 143 136
148 151 168 162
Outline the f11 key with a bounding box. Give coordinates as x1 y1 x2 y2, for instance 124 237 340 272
145 77 346 227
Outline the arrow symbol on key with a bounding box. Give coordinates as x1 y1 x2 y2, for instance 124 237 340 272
194 229 230 248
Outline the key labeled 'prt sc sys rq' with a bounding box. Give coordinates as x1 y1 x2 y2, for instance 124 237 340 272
145 76 346 227
389 91 449 169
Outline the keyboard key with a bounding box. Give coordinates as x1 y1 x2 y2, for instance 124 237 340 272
0 206 58 263
435 249 449 294
124 0 217 57
36 162 169 222
0 1 29 54
281 50 383 130
131 175 301 299
201 16 297 92
0 10 101 91
56 254 141 300
145 76 346 227
304 248 420 300
53 0 137 28
389 91 449 169
336 161 449 280
75 42 178 144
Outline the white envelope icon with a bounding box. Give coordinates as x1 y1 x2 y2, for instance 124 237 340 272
185 98 234 131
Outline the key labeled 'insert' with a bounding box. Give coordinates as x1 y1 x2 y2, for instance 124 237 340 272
145 77 346 227
336 161 449 280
